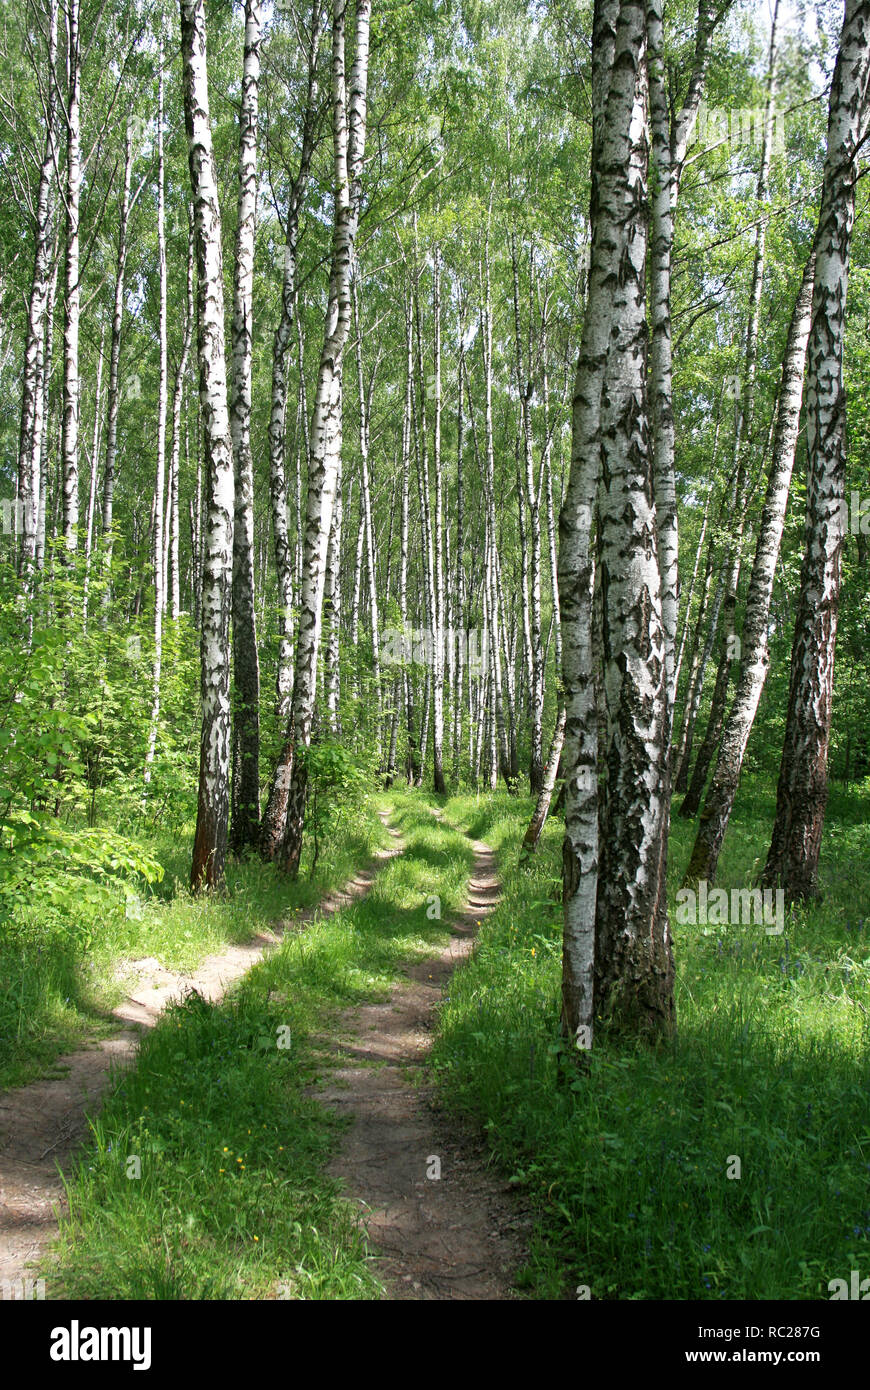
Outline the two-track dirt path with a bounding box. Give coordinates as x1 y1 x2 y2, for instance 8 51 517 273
316 823 529 1299
0 819 402 1290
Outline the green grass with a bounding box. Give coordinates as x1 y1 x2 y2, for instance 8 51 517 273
430 780 870 1300
24 777 870 1301
0 799 384 1089
47 791 475 1300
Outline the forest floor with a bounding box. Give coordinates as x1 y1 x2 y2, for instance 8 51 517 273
5 779 869 1301
0 816 402 1290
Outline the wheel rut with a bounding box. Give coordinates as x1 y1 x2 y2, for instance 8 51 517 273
316 826 529 1300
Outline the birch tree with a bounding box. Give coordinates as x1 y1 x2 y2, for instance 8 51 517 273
61 0 82 552
684 254 815 884
763 0 870 900
101 112 134 561
648 0 725 723
182 0 235 891
17 0 59 582
144 50 169 790
265 0 323 721
229 0 263 854
560 0 673 1048
264 0 371 874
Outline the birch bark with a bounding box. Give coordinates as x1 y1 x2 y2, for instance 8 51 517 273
230 0 263 854
182 0 236 891
763 0 870 899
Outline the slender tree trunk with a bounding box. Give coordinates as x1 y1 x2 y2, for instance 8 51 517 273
678 14 779 818
521 706 566 858
352 271 382 754
763 0 870 900
685 253 816 883
102 114 134 570
648 0 720 723
37 251 59 573
18 0 59 583
182 0 236 891
270 0 371 876
323 441 343 732
61 0 82 554
520 424 566 851
452 337 466 787
145 56 169 792
510 232 544 793
673 474 715 698
431 244 447 793
479 232 511 786
399 299 419 783
229 0 263 854
167 212 194 620
266 11 321 722
673 544 724 791
82 323 105 620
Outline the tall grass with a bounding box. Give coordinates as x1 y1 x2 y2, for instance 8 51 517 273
431 782 870 1299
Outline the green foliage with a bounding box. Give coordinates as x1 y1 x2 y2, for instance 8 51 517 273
0 812 163 916
303 738 373 875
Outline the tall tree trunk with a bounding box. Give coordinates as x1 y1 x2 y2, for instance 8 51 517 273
229 0 263 854
323 443 343 734
685 253 816 884
561 0 672 1050
18 0 59 583
102 113 134 570
37 250 60 573
430 244 446 794
479 231 510 786
352 271 382 755
266 8 321 721
269 0 371 876
678 12 779 818
510 230 544 793
593 3 671 1038
763 0 870 900
399 300 419 783
452 336 467 786
61 0 82 554
648 0 722 723
182 0 236 892
167 212 195 621
82 323 105 621
145 54 169 792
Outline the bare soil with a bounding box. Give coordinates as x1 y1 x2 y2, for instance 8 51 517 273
314 830 530 1300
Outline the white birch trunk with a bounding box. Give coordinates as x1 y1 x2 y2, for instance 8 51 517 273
763 0 870 899
18 0 59 582
182 0 236 891
229 0 263 854
270 0 371 875
61 0 82 553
